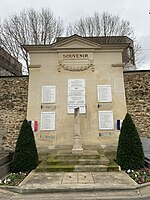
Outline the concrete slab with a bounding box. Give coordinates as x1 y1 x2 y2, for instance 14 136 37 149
139 185 150 197
20 172 64 186
92 171 137 186
62 173 77 184
78 172 94 184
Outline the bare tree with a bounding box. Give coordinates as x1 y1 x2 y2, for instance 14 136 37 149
67 12 134 37
0 8 64 74
66 11 143 67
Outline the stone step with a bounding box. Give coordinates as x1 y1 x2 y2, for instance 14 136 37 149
36 163 120 172
35 150 120 172
75 165 108 172
35 164 75 172
54 154 101 160
54 150 101 160
35 163 109 172
46 158 109 165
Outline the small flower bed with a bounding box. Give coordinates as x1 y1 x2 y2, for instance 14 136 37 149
126 168 150 184
0 172 29 186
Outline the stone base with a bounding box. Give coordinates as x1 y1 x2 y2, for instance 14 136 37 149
35 149 121 172
72 148 83 155
72 135 83 155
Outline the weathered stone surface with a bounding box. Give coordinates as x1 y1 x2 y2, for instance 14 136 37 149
0 76 28 150
72 107 83 155
0 70 150 151
124 70 150 137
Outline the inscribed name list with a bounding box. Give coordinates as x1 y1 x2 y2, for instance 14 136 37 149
98 111 114 130
41 112 55 130
42 86 56 103
68 79 85 88
97 85 112 102
68 79 86 114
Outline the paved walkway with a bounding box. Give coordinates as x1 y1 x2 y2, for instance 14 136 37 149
19 171 137 190
1 171 150 199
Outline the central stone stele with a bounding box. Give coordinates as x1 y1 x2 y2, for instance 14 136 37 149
72 107 83 155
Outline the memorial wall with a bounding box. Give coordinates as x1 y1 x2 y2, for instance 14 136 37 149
1 70 149 151
24 35 127 153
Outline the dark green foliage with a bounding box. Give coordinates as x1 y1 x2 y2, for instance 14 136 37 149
116 113 144 170
11 119 38 173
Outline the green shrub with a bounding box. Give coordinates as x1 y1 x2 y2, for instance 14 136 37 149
11 119 38 173
116 113 144 170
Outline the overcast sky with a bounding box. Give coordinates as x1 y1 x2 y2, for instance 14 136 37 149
0 0 150 69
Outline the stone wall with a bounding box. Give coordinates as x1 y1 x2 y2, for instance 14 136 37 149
0 70 150 150
124 70 150 137
0 47 22 76
0 76 28 150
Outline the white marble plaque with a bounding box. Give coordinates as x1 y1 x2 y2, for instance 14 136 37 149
42 86 56 103
98 111 114 130
97 85 112 102
68 79 86 114
68 96 86 105
68 105 86 114
41 112 55 130
68 79 85 88
68 88 85 96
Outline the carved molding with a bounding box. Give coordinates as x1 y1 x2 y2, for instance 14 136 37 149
63 64 90 71
58 60 95 72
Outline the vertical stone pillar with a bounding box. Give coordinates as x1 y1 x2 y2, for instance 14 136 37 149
72 107 83 154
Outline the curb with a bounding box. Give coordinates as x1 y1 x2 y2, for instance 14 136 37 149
0 185 21 193
0 183 138 194
136 181 150 189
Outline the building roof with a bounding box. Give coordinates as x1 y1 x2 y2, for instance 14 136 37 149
56 34 134 46
23 34 132 52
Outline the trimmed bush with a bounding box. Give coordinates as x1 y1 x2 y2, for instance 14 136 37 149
11 119 38 173
116 113 144 170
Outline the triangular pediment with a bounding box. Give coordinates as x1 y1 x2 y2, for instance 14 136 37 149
51 35 101 49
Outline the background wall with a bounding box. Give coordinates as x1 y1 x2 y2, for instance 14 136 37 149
0 70 149 151
0 76 28 150
124 70 150 137
0 47 22 76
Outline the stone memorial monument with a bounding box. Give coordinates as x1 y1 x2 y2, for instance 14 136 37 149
24 34 129 154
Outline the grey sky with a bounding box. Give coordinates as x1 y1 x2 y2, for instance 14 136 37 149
0 0 150 69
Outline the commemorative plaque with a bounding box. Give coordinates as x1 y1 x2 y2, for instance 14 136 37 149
68 79 86 114
41 112 55 130
98 110 114 130
42 86 56 103
97 85 112 102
